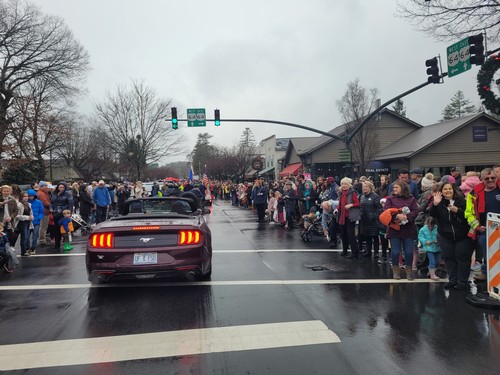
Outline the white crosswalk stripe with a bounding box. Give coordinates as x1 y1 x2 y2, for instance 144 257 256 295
0 278 445 291
0 320 340 371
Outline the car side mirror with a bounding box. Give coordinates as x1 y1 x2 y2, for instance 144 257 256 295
202 207 211 215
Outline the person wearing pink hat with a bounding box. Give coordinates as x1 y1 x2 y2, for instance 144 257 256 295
440 175 456 185
460 172 481 197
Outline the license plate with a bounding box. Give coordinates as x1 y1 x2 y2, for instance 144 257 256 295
133 253 157 265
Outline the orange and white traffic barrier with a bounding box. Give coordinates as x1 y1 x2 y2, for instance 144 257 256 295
487 213 500 299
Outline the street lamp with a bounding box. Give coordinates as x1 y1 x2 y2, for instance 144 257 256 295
49 149 53 181
135 135 142 181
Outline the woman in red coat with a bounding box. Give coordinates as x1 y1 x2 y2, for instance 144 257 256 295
337 177 360 259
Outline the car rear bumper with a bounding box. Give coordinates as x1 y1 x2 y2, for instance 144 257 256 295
88 266 204 283
86 246 211 283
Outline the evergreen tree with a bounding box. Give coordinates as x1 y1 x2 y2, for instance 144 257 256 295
2 159 45 184
441 90 476 121
392 99 407 117
239 127 257 148
191 133 216 175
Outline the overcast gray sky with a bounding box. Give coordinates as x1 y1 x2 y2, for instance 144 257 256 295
38 0 481 162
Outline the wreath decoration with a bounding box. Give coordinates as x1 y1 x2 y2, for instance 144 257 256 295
477 54 500 114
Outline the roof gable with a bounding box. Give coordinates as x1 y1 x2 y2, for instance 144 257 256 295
299 109 421 155
374 112 496 160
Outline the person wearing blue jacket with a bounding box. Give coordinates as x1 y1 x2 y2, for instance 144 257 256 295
93 180 111 224
27 189 44 255
418 216 441 280
252 179 268 223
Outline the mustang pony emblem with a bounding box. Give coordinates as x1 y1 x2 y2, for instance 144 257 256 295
139 238 154 243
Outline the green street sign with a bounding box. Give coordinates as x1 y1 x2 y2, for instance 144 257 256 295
339 149 352 162
187 108 206 127
447 37 471 77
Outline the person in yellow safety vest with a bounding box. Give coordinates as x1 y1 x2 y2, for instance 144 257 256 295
464 167 500 281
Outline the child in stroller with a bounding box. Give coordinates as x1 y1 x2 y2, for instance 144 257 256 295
300 207 323 242
71 213 93 236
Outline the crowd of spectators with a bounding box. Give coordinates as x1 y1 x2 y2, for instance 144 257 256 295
1 163 499 289
0 178 211 271
213 164 500 288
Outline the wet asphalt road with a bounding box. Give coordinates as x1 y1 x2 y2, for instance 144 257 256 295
0 200 499 374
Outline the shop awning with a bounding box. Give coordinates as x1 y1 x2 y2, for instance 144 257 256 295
259 166 275 175
279 163 302 177
244 169 258 179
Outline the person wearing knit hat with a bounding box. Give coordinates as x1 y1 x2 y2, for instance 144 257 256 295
421 173 434 191
415 173 436 228
440 175 456 185
460 172 481 197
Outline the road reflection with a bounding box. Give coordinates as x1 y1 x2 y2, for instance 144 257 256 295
86 281 215 373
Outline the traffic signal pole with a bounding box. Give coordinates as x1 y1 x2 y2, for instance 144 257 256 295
173 72 448 174
345 75 447 144
173 118 345 141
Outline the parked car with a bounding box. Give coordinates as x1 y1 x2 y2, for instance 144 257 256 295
86 196 212 283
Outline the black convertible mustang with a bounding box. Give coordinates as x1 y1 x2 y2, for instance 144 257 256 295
86 195 212 284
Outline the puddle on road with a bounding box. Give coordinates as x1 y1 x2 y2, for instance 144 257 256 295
304 263 346 272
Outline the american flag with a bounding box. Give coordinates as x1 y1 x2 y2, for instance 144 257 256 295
202 173 208 186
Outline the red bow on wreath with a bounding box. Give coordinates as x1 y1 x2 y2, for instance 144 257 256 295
477 54 500 114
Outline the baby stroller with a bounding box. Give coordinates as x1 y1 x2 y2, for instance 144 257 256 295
71 214 93 236
300 210 325 242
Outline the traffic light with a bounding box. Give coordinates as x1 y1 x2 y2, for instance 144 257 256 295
469 34 485 65
171 107 178 129
425 57 440 84
214 109 220 126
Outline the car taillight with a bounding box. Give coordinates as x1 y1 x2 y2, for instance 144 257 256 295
178 230 202 245
132 226 160 230
90 233 114 249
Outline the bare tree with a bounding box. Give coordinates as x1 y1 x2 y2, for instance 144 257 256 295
336 79 380 174
6 78 73 161
396 1 500 42
93 80 185 180
54 121 98 171
0 0 90 158
220 144 256 182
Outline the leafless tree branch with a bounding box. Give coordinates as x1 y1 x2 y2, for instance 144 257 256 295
0 0 90 158
396 0 500 42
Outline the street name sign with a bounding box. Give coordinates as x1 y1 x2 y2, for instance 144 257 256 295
187 108 206 127
339 149 352 162
447 37 471 77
